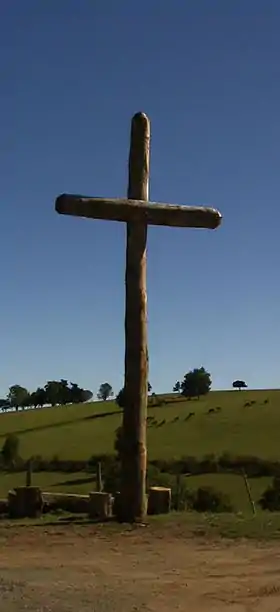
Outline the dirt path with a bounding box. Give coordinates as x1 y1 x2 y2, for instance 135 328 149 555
1 523 280 611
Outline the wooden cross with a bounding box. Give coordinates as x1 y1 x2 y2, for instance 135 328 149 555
55 112 222 522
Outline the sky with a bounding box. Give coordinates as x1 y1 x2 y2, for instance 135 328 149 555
1 0 280 398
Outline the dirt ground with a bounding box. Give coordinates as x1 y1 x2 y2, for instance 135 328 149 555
1 522 280 611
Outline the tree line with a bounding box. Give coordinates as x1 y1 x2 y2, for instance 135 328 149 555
0 380 93 411
172 369 248 398
0 370 248 412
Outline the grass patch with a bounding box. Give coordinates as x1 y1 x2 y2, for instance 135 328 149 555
150 510 280 539
2 510 280 541
0 471 272 514
0 471 96 498
184 473 272 513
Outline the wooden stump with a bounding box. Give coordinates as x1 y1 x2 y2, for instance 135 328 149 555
8 486 43 519
0 498 8 516
112 491 120 517
88 492 112 520
26 458 33 487
147 486 171 515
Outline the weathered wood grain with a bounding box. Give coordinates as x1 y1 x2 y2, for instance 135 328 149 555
120 111 149 522
54 110 222 523
55 195 221 230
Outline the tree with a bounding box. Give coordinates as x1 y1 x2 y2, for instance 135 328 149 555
116 387 126 408
181 367 211 399
7 385 29 411
79 388 93 403
44 379 71 406
116 382 151 409
173 381 181 393
0 398 10 411
2 434 20 467
97 382 113 401
114 425 124 460
30 387 46 408
44 380 61 406
67 382 93 404
69 382 81 403
232 380 247 391
58 379 71 404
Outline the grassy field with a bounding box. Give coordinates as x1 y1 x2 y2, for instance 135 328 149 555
151 510 280 539
0 389 279 461
0 471 96 498
185 473 272 512
3 509 280 540
0 470 272 512
0 389 279 512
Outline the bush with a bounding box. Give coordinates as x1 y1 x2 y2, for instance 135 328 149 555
0 499 8 515
190 486 234 513
103 461 121 493
259 477 280 511
114 426 124 460
115 388 126 409
1 434 20 468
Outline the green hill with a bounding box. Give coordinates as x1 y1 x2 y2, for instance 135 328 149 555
0 389 279 461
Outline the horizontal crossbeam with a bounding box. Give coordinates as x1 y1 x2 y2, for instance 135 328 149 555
55 194 222 229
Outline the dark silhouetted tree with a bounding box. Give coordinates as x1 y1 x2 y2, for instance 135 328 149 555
7 385 29 411
116 382 152 409
2 434 20 467
116 387 126 408
173 381 181 393
114 426 124 460
44 379 72 406
30 387 46 408
80 388 93 403
97 382 113 401
0 398 10 411
181 367 211 399
232 380 247 391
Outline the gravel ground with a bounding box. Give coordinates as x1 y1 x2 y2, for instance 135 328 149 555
1 522 280 611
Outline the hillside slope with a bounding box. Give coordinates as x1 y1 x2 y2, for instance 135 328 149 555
0 389 279 460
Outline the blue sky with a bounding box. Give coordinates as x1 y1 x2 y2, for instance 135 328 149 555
1 0 280 398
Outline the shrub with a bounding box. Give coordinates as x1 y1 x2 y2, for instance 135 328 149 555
259 477 280 511
190 486 233 513
259 486 280 511
114 426 124 460
103 461 121 493
0 499 8 515
1 434 20 468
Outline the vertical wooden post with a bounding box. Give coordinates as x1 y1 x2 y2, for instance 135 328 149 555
118 113 150 522
96 461 103 492
26 458 33 487
241 468 256 515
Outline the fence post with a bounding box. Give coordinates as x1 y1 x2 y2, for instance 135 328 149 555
96 461 103 492
241 468 256 515
26 458 33 487
174 473 181 510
